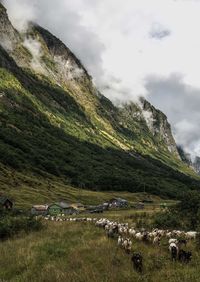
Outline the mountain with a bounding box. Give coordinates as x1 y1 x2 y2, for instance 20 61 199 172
0 2 199 204
177 146 200 175
193 157 200 175
177 146 193 167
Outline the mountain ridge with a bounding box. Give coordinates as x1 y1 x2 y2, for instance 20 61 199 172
0 2 199 203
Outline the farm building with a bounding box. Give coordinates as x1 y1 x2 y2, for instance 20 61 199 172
109 198 128 208
48 202 78 215
102 203 109 210
0 197 13 210
31 205 48 215
70 203 85 212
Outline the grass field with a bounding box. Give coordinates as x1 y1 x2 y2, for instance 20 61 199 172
0 163 177 210
0 211 200 282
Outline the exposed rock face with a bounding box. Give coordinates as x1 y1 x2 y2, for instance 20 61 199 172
176 146 200 174
0 3 20 49
34 25 90 81
0 5 88 82
177 146 193 166
140 99 180 157
193 157 200 174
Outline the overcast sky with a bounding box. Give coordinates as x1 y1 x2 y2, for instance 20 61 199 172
3 0 200 158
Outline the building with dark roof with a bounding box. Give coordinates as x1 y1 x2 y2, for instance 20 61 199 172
0 197 13 210
109 198 128 208
47 202 78 215
31 205 48 215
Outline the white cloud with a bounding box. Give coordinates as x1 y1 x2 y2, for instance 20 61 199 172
3 0 37 32
145 74 200 159
0 36 13 51
23 38 45 73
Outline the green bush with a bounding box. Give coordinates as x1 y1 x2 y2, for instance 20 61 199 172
154 211 180 229
0 215 43 240
154 191 200 230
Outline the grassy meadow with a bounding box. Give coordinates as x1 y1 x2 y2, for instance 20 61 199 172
0 211 200 282
0 162 177 210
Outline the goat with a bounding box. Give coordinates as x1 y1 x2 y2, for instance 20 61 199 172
178 250 192 263
117 235 124 246
135 232 143 241
122 238 132 254
169 238 178 244
185 231 197 240
169 243 178 261
178 239 187 247
131 252 143 273
153 236 161 245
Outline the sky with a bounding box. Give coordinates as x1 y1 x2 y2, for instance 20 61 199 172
3 0 200 159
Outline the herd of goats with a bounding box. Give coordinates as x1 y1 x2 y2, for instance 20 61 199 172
43 215 197 273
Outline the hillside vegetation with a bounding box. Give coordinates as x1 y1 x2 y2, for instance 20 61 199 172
0 2 200 203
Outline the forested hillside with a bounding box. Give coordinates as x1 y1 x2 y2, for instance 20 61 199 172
0 2 199 203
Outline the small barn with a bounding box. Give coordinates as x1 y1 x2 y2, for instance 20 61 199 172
102 203 109 210
48 203 63 215
47 202 79 215
0 197 13 210
31 205 48 215
109 198 128 208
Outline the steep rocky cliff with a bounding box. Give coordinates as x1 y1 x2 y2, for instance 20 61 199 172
177 146 193 167
141 99 180 158
194 157 200 175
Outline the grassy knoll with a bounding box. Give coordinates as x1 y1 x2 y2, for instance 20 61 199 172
0 218 200 282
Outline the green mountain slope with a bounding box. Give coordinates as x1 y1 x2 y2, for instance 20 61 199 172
0 2 199 202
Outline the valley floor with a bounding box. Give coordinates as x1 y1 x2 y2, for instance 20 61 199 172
0 164 177 210
0 214 200 282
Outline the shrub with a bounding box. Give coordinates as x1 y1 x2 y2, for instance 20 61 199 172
153 211 180 229
0 215 43 240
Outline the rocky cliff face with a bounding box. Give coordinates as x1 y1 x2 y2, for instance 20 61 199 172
0 4 90 85
0 3 20 47
141 99 180 158
177 146 193 166
193 157 200 175
176 146 200 175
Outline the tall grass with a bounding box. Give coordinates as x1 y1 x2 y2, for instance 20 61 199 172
0 220 200 282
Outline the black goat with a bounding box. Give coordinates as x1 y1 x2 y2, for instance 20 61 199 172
171 246 178 261
178 250 192 263
178 239 187 247
131 252 143 273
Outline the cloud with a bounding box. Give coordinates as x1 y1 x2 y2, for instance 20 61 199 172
3 0 200 157
149 23 171 40
22 37 45 73
3 0 105 82
4 0 200 96
0 35 13 51
145 74 200 159
2 0 37 32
